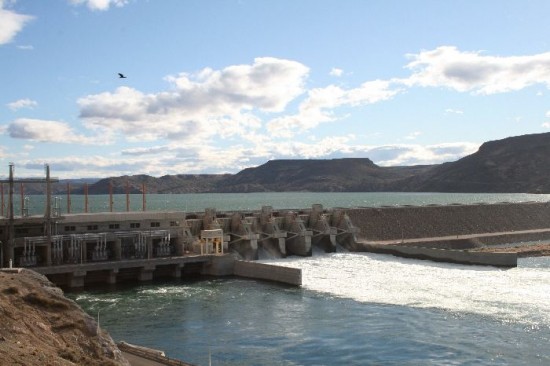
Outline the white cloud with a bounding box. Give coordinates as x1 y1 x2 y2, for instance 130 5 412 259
546 111 550 118
542 122 550 129
367 142 480 166
0 1 34 45
6 118 110 144
267 80 400 137
16 44 33 50
445 108 463 115
330 67 343 77
404 131 422 140
79 57 310 142
68 0 128 11
401 46 550 94
7 98 37 111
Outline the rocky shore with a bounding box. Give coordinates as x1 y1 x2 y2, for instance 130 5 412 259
0 269 129 365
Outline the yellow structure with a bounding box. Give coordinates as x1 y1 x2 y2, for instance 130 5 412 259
199 229 224 255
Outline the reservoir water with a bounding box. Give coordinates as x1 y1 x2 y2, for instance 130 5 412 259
63 193 550 365
18 191 550 216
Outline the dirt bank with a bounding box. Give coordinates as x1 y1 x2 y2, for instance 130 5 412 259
0 269 129 366
471 243 550 257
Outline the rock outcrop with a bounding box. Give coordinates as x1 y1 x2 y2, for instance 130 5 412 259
0 269 129 366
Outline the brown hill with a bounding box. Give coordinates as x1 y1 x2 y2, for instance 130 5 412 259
218 158 433 192
14 132 550 194
406 132 550 193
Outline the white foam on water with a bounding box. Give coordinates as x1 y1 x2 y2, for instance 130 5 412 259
263 252 550 326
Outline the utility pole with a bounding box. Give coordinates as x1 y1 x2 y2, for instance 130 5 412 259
0 163 58 267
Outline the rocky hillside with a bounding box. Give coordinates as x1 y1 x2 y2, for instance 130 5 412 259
403 132 550 193
0 269 128 365
14 132 550 194
217 158 433 192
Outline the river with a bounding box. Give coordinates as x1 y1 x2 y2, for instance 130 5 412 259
65 193 550 365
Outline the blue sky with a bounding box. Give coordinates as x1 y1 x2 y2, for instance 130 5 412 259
1 0 550 179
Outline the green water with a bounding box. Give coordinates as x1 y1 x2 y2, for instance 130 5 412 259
11 191 550 216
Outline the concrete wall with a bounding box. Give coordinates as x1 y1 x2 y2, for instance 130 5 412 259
234 260 302 286
347 202 550 241
201 254 235 276
362 243 518 267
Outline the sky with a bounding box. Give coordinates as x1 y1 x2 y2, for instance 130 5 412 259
1 0 550 179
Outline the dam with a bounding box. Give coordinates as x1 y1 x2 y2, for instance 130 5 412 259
2 164 549 287
0 206 355 287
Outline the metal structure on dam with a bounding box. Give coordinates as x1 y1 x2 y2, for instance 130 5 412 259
0 164 359 287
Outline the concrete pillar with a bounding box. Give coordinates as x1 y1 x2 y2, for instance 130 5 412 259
68 270 86 288
138 265 155 282
171 263 184 278
174 237 185 256
82 241 87 263
147 237 153 259
46 243 52 266
115 239 122 260
107 269 118 285
277 237 286 256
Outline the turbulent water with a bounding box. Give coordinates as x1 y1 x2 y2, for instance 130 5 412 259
59 192 550 365
70 254 550 365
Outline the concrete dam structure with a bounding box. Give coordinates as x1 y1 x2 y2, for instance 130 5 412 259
0 203 358 287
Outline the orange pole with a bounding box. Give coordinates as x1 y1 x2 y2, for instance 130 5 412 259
66 182 71 214
126 180 130 212
109 181 113 212
142 183 146 211
20 183 24 216
84 183 89 213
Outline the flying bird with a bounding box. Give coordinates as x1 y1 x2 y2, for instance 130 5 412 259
118 73 127 78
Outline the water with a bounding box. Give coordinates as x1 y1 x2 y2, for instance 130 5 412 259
11 191 550 216
56 192 549 365
71 255 550 365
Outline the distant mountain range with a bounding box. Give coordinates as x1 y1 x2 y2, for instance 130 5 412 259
14 132 550 194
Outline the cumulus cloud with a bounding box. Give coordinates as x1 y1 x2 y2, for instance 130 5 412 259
330 67 343 77
78 57 309 142
366 142 480 166
14 48 546 177
0 0 34 45
401 46 550 94
6 118 109 144
267 80 401 137
68 0 128 11
542 122 550 129
7 98 37 111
